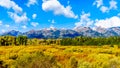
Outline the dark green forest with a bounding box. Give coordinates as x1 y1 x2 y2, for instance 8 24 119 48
0 35 120 46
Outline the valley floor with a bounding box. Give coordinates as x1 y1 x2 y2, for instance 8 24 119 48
0 45 120 68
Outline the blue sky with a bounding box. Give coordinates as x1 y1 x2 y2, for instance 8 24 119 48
0 0 120 33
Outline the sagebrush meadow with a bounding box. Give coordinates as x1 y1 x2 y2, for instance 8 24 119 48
0 45 120 68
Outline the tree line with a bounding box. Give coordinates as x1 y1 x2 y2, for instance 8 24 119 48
0 35 27 46
60 36 120 46
0 36 120 46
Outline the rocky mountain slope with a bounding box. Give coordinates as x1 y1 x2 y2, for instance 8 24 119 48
2 27 120 38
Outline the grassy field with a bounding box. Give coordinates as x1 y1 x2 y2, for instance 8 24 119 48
0 45 120 68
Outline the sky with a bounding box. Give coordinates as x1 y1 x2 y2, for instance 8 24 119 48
0 0 120 33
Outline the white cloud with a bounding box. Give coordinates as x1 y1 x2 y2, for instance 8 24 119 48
32 14 37 19
74 12 94 29
50 25 54 29
93 0 118 13
100 6 109 13
8 12 29 23
26 0 37 7
0 0 22 13
0 21 2 25
0 0 30 24
109 0 117 10
48 25 56 30
5 24 10 28
95 16 120 28
1 29 5 33
74 12 120 29
93 0 103 8
22 25 27 29
42 0 78 19
31 22 39 27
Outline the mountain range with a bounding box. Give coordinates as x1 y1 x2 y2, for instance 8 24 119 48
1 27 120 38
